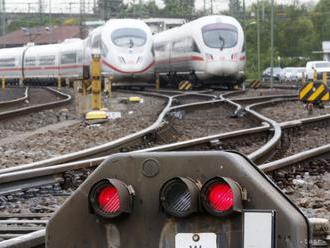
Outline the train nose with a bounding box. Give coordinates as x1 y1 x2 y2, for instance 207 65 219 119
206 61 239 76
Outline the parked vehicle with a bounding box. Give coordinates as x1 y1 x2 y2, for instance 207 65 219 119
305 61 330 81
262 67 282 82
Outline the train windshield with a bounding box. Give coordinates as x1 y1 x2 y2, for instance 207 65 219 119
202 23 238 49
111 28 147 48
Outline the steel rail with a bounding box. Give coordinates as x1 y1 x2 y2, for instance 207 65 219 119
245 99 283 163
260 144 330 172
0 87 29 108
0 92 270 182
0 229 45 248
0 87 72 120
231 94 297 105
0 93 304 177
0 92 172 175
0 125 270 186
0 91 257 175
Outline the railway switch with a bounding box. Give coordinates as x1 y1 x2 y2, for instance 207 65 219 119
46 151 310 248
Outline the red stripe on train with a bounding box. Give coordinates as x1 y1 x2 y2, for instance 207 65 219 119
102 60 154 74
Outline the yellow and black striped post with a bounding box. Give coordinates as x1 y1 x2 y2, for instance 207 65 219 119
250 80 262 89
91 53 102 110
1 77 5 89
299 82 330 102
178 80 192 91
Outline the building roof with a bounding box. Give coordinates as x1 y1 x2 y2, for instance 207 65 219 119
0 25 82 47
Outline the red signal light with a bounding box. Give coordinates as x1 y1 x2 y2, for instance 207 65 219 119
89 179 134 218
201 177 242 217
97 185 120 213
207 183 233 212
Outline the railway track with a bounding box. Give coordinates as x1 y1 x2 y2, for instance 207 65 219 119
0 87 72 120
0 89 329 246
0 87 28 109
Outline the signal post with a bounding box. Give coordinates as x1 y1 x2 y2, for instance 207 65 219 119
91 52 102 110
85 49 107 121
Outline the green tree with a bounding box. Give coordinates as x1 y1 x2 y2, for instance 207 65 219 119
162 0 195 17
312 0 330 49
245 0 319 78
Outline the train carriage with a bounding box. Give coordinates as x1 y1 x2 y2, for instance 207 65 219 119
0 47 25 80
23 44 61 80
98 19 155 82
153 15 246 88
59 39 85 79
0 18 155 85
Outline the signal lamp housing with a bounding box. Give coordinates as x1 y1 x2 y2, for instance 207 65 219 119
160 177 200 218
201 177 242 217
89 178 134 218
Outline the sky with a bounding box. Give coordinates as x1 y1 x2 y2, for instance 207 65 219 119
2 0 317 14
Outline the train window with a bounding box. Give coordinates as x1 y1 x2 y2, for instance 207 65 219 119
61 53 77 64
0 58 15 67
111 28 147 48
202 23 238 49
25 57 37 66
39 55 56 66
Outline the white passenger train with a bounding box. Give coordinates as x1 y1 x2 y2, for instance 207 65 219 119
153 15 246 88
0 19 154 85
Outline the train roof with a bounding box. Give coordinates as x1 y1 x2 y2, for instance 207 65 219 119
25 43 62 55
0 46 26 57
154 15 242 42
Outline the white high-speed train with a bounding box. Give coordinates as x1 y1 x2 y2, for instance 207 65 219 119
0 19 154 84
153 15 246 88
87 19 154 81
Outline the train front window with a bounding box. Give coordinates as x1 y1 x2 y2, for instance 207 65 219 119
111 28 147 48
202 23 238 49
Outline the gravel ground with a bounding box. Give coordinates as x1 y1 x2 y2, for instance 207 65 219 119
271 126 330 161
176 132 270 156
288 172 330 220
174 95 215 105
272 159 330 220
0 88 26 102
0 169 93 214
258 101 330 122
156 103 259 144
0 92 166 168
221 133 270 155
233 89 297 98
0 88 78 139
